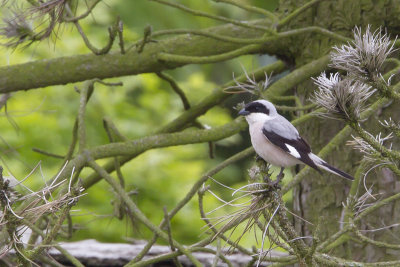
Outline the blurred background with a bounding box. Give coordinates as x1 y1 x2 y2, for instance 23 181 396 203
0 0 283 246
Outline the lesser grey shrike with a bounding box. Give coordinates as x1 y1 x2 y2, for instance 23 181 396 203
238 100 354 181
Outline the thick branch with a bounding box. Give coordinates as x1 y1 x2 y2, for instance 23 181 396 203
0 20 278 93
89 118 247 159
51 118 247 189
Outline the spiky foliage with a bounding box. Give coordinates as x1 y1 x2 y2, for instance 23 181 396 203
348 132 393 162
224 69 271 97
330 25 396 77
344 189 381 217
312 72 375 121
0 0 70 48
0 10 33 47
203 161 297 266
0 163 85 260
380 118 400 138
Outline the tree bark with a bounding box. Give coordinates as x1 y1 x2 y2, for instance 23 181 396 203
276 0 400 261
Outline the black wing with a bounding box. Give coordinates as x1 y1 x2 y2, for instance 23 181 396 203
262 128 321 172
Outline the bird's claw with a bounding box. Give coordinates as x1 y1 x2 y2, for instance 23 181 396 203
276 171 284 182
267 179 282 190
268 167 284 189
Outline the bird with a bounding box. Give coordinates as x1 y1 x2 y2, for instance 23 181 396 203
238 99 354 182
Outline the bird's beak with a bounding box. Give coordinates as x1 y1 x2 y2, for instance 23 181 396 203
238 108 250 116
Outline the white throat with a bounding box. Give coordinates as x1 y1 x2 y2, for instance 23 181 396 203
245 113 272 125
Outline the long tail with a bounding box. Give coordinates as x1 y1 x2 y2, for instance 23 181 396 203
317 162 354 180
309 154 354 180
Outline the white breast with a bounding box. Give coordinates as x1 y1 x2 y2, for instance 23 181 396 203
249 122 301 167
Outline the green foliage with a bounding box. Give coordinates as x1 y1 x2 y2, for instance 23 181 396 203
0 0 278 245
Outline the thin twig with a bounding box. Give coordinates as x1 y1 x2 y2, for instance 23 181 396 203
212 0 277 20
149 0 273 33
156 72 191 110
163 206 183 267
277 0 323 29
65 3 116 55
63 0 102 22
32 148 64 159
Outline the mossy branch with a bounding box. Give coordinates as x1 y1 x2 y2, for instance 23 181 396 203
137 26 349 46
350 122 400 161
88 118 247 159
352 225 400 250
0 19 273 93
157 27 348 64
48 118 248 193
27 205 73 260
318 191 400 253
157 44 263 64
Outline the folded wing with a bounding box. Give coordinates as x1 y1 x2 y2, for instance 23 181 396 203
262 127 322 173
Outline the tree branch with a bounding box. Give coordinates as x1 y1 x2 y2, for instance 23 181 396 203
0 20 274 93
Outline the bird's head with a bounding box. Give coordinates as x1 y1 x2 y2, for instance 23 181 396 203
238 100 277 124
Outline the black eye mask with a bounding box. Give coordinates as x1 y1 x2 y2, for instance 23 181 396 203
245 102 270 115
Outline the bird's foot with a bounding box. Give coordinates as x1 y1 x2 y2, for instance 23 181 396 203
267 179 282 190
276 170 285 182
267 167 285 190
